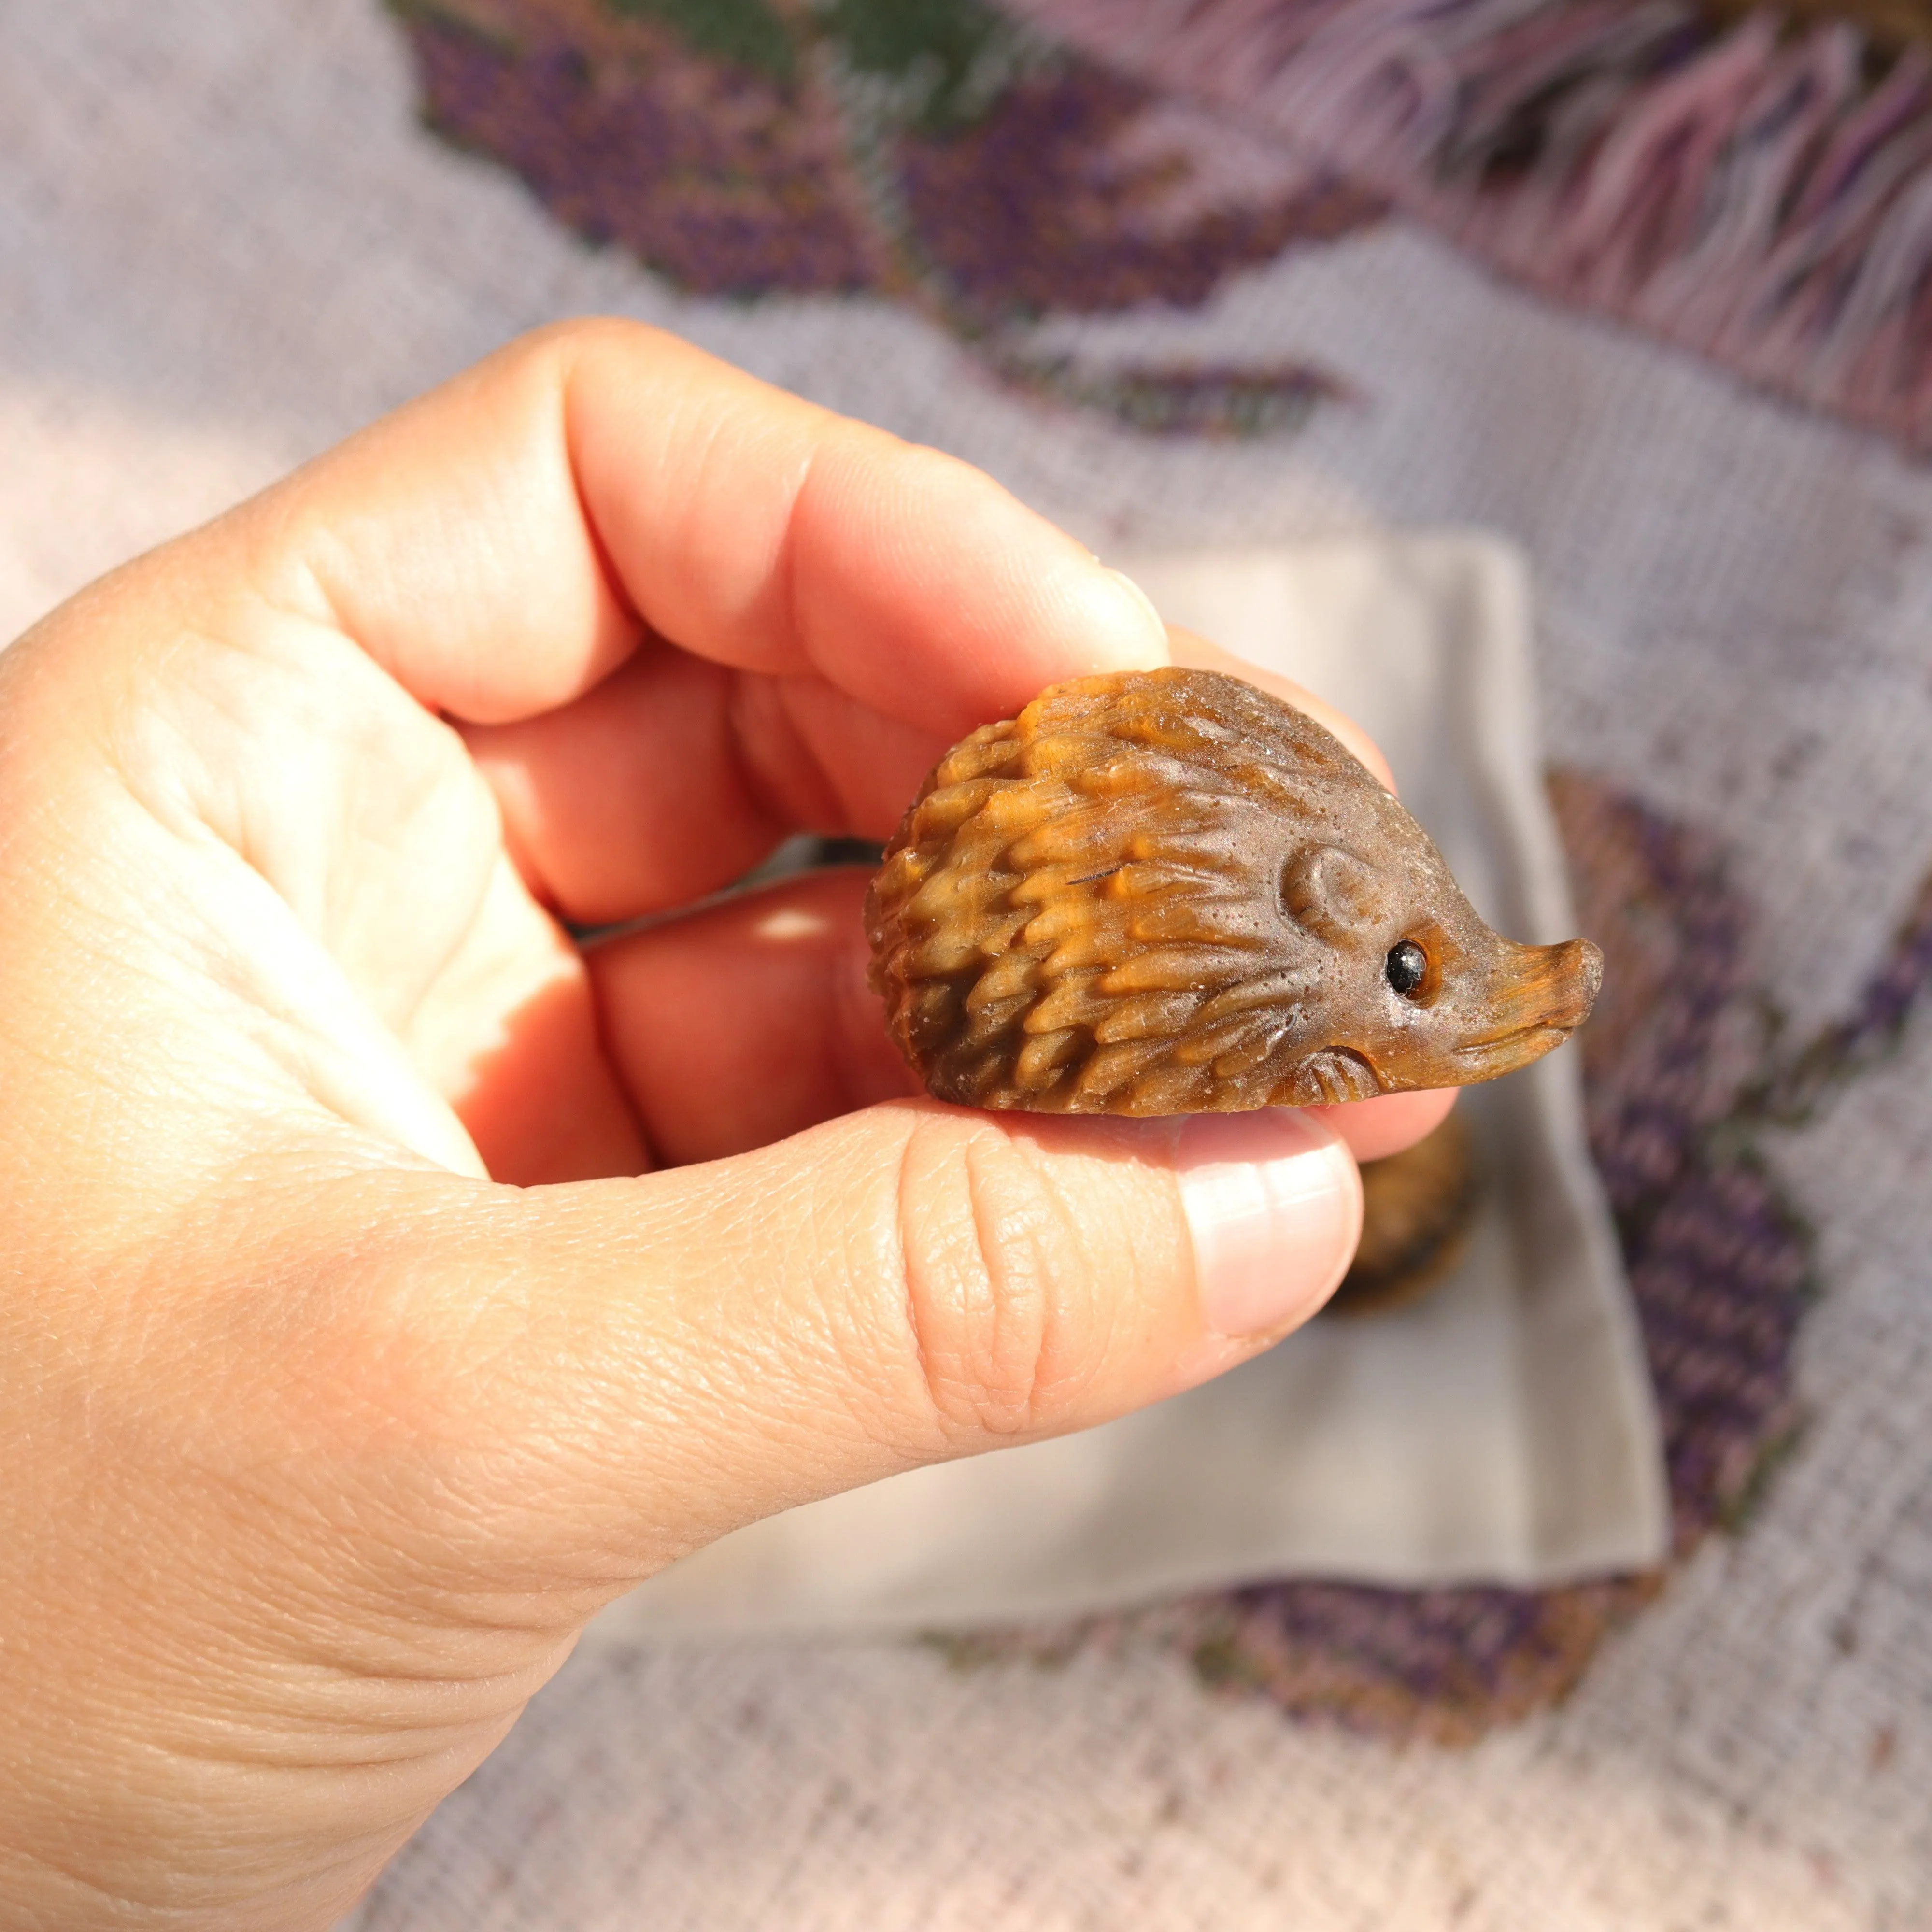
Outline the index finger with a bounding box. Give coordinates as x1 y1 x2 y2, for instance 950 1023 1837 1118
242 319 1171 734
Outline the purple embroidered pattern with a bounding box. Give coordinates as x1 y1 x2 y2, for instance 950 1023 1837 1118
403 0 1932 447
891 57 1381 315
405 2 879 294
390 0 1377 434
1020 0 1932 446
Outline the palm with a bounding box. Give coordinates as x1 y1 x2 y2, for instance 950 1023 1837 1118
120 606 938 1191
185 618 623 1181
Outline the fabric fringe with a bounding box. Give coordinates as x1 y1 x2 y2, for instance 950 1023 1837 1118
1016 0 1932 445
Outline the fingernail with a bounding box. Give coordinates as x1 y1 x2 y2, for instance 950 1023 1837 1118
1174 1110 1362 1338
1094 566 1169 666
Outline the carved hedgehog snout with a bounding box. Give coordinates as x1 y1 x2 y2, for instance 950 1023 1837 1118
1269 815 1603 1103
866 667 1600 1116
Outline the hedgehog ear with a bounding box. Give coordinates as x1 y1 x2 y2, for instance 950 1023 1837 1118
1281 845 1394 938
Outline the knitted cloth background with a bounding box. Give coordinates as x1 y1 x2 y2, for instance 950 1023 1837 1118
385 0 1891 1737
2 0 1930 1924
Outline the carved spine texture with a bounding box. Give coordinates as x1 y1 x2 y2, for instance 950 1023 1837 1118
867 669 1370 1114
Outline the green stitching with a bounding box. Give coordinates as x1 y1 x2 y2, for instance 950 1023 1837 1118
822 0 1032 131
600 0 796 81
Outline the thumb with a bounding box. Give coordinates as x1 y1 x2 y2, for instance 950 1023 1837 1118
351 1098 1363 1589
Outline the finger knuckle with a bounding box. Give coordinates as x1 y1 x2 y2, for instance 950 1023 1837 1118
892 1117 1089 1444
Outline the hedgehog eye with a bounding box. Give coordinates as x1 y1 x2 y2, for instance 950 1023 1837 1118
1385 940 1429 998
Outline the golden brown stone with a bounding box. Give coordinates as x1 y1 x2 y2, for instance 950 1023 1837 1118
866 667 1600 1114
1326 1114 1480 1318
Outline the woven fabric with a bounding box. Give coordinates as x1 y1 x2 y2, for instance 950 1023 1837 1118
4 0 1932 1922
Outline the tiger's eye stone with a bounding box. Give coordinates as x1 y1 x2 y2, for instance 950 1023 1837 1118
1326 1114 1480 1317
865 667 1600 1115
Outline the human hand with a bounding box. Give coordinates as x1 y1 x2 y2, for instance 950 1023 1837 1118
0 321 1451 1926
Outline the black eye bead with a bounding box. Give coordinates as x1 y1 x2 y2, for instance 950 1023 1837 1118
1386 939 1429 998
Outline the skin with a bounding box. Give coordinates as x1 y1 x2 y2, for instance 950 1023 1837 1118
0 320 1451 1928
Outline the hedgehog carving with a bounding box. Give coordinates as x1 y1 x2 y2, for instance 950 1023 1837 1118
866 667 1600 1114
